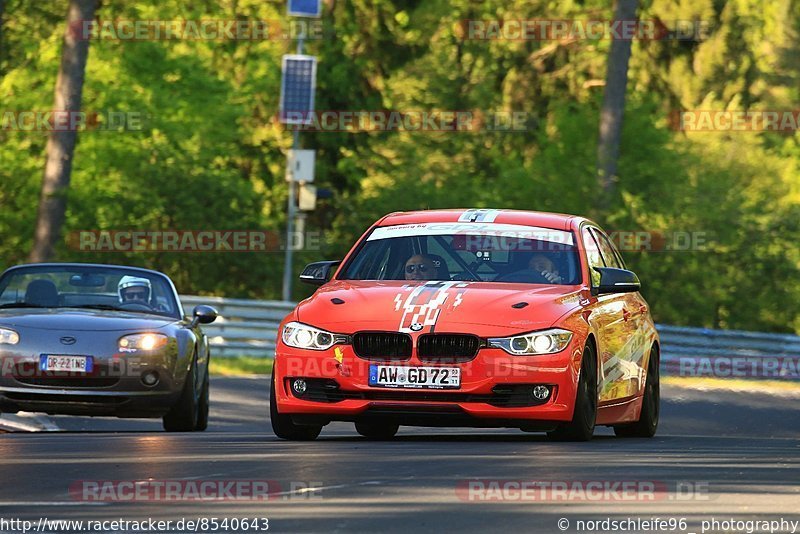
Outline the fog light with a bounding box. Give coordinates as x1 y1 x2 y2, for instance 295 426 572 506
292 378 307 395
531 385 550 401
141 371 159 387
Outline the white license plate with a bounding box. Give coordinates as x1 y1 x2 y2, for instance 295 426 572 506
40 355 93 373
369 365 460 389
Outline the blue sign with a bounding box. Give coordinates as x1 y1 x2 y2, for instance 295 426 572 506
288 0 321 18
279 55 317 125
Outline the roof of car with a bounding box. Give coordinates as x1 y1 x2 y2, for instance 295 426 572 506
376 209 587 231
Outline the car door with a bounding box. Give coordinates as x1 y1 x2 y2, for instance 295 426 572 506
580 226 628 404
591 228 646 402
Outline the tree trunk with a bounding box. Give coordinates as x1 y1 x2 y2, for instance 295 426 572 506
29 0 97 262
596 0 638 210
0 0 6 68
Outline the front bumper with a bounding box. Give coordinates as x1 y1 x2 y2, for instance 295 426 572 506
0 350 182 418
274 338 584 428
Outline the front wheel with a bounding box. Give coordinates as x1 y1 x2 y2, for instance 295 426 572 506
269 369 322 441
614 346 660 438
355 421 399 440
195 366 210 432
547 342 597 442
163 356 203 432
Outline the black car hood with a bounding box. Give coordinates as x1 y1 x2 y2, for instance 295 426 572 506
0 309 178 332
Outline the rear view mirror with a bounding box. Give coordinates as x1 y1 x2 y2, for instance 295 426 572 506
69 273 106 287
593 267 641 295
299 261 341 286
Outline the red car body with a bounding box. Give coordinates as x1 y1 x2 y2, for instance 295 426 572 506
272 209 660 440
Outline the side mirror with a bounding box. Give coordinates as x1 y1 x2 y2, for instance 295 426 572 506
191 305 218 327
299 261 341 286
593 267 641 295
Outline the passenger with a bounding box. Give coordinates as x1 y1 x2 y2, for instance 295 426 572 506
403 254 439 281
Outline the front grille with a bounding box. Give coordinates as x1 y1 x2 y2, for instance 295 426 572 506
14 376 120 388
353 332 412 360
12 362 120 388
292 379 553 408
417 334 481 362
4 392 127 404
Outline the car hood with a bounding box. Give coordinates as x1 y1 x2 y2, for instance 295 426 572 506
0 309 178 332
296 280 587 337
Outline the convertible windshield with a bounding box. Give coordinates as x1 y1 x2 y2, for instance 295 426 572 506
341 223 581 285
0 265 181 318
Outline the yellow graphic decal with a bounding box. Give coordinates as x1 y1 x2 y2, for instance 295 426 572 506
334 347 344 364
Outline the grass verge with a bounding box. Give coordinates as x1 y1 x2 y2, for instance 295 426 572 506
210 356 273 376
663 376 800 394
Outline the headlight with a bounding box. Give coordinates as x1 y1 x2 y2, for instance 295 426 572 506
118 333 169 352
0 327 19 345
282 322 339 351
488 328 573 355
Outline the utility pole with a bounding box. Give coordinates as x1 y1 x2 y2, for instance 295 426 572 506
280 0 320 301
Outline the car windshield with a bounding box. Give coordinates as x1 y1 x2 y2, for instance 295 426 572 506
0 265 181 318
340 223 581 285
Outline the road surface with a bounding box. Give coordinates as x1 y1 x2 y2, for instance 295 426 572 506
1 378 798 533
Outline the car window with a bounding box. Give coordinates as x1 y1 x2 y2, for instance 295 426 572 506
340 223 581 285
582 227 604 287
0 266 180 318
591 228 623 269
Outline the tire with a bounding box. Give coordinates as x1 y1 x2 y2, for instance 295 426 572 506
614 346 660 438
163 355 202 432
355 421 399 440
195 366 210 432
547 341 597 442
269 369 322 441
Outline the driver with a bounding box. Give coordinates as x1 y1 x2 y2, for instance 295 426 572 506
118 276 152 305
529 253 563 284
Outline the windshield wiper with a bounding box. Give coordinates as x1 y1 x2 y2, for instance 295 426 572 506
0 302 47 309
61 304 126 311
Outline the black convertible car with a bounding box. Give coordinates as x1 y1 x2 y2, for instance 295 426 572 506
0 263 217 431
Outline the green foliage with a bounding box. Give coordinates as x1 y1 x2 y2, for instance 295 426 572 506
0 0 798 332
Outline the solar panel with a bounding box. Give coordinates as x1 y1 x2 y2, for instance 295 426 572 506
279 55 317 124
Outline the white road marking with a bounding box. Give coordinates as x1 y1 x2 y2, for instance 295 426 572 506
0 501 108 506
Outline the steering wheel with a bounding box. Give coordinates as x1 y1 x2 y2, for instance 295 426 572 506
118 302 155 312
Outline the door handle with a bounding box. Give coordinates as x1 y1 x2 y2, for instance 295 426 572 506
622 309 631 322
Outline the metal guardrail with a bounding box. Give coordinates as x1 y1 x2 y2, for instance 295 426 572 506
181 296 800 378
657 325 800 377
180 295 293 358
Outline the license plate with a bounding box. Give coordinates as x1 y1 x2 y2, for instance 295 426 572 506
369 365 460 389
40 355 93 373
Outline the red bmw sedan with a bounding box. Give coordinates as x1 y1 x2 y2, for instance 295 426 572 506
270 209 659 441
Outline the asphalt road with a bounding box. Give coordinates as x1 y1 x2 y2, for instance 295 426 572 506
1 378 799 534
